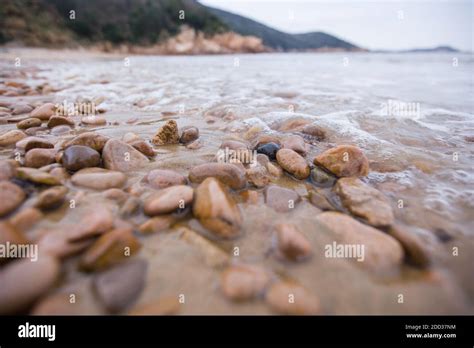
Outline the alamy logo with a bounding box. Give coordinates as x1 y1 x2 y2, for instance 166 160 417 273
325 242 365 262
0 242 38 262
18 322 56 341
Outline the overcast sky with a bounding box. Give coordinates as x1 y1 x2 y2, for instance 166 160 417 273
200 0 473 51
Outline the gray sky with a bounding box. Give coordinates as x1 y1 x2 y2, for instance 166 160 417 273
200 0 473 51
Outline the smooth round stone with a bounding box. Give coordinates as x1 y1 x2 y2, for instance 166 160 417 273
8 207 43 232
179 126 199 144
192 177 242 239
17 118 42 130
186 139 202 149
301 124 326 140
79 227 141 272
0 160 17 180
62 132 110 152
246 164 269 188
11 103 33 115
0 181 26 217
264 185 300 213
24 148 56 168
138 216 177 234
316 212 403 273
0 221 28 247
256 142 280 160
0 130 26 147
30 103 56 120
66 205 114 241
265 281 321 315
102 188 128 203
388 225 431 268
71 167 127 190
220 264 270 301
47 115 75 128
35 186 68 210
144 185 193 216
102 139 149 172
146 169 187 189
188 163 247 190
16 167 61 185
0 255 60 314
62 145 101 172
266 162 282 178
81 115 107 125
335 177 394 227
122 132 141 143
93 259 147 313
50 125 72 135
310 167 336 187
17 136 54 152
313 145 369 177
281 135 307 155
276 148 310 180
275 223 312 261
152 120 179 146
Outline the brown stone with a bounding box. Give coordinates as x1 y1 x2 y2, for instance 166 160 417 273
62 132 110 152
265 281 321 315
8 207 43 232
71 167 127 190
179 126 199 144
275 223 312 261
47 116 75 128
144 185 193 215
189 162 247 190
0 130 26 147
24 148 56 168
264 185 300 213
30 103 56 120
152 120 179 146
35 186 68 210
16 167 61 185
388 225 431 268
17 118 42 130
130 140 155 157
314 145 369 177
0 181 25 217
62 145 101 171
138 216 177 234
146 169 187 189
220 264 270 301
67 205 114 241
102 139 149 172
276 148 310 179
281 135 307 155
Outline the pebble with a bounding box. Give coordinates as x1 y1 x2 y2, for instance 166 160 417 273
316 212 403 272
0 130 26 146
265 281 321 315
79 227 141 272
71 167 127 190
66 205 114 241
301 124 326 140
102 188 128 203
0 221 28 253
146 169 187 189
192 177 242 239
281 135 307 155
30 103 56 120
310 167 336 187
0 181 26 217
138 215 177 234
0 160 17 180
35 186 68 210
38 231 93 259
49 167 69 183
264 185 300 213
119 196 141 217
186 139 202 149
47 115 74 128
81 115 107 125
152 120 179 145
102 139 149 172
93 259 147 313
122 132 141 143
188 162 247 190
388 225 431 268
17 136 54 152
8 207 43 232
335 177 394 227
144 185 193 215
16 167 61 185
50 125 72 135
308 190 334 211
276 148 310 179
179 126 199 144
12 103 33 115
246 164 270 188
0 255 60 314
62 132 110 152
266 162 282 178
314 145 369 177
220 264 270 301
24 148 56 168
256 142 280 160
17 118 42 129
275 223 312 261
130 140 155 157
62 145 101 171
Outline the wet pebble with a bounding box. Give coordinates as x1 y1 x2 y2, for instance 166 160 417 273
179 126 199 144
310 167 336 187
314 145 369 177
18 136 54 152
192 177 242 239
30 103 56 120
189 162 247 190
130 140 155 157
71 167 127 190
275 223 312 261
0 160 17 180
264 185 300 213
281 135 307 155
81 115 107 125
220 264 270 301
8 207 43 232
63 132 110 152
146 169 187 189
24 148 56 168
0 130 26 147
93 259 147 313
17 118 42 130
256 142 280 160
16 167 61 185
62 145 101 171
246 164 270 188
12 103 33 115
388 225 431 268
144 185 193 215
0 181 26 217
35 186 68 210
301 124 326 140
0 255 60 314
47 115 74 128
276 148 310 179
138 215 177 234
67 205 114 241
102 139 149 172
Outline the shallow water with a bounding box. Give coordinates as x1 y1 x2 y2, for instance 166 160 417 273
0 50 473 314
